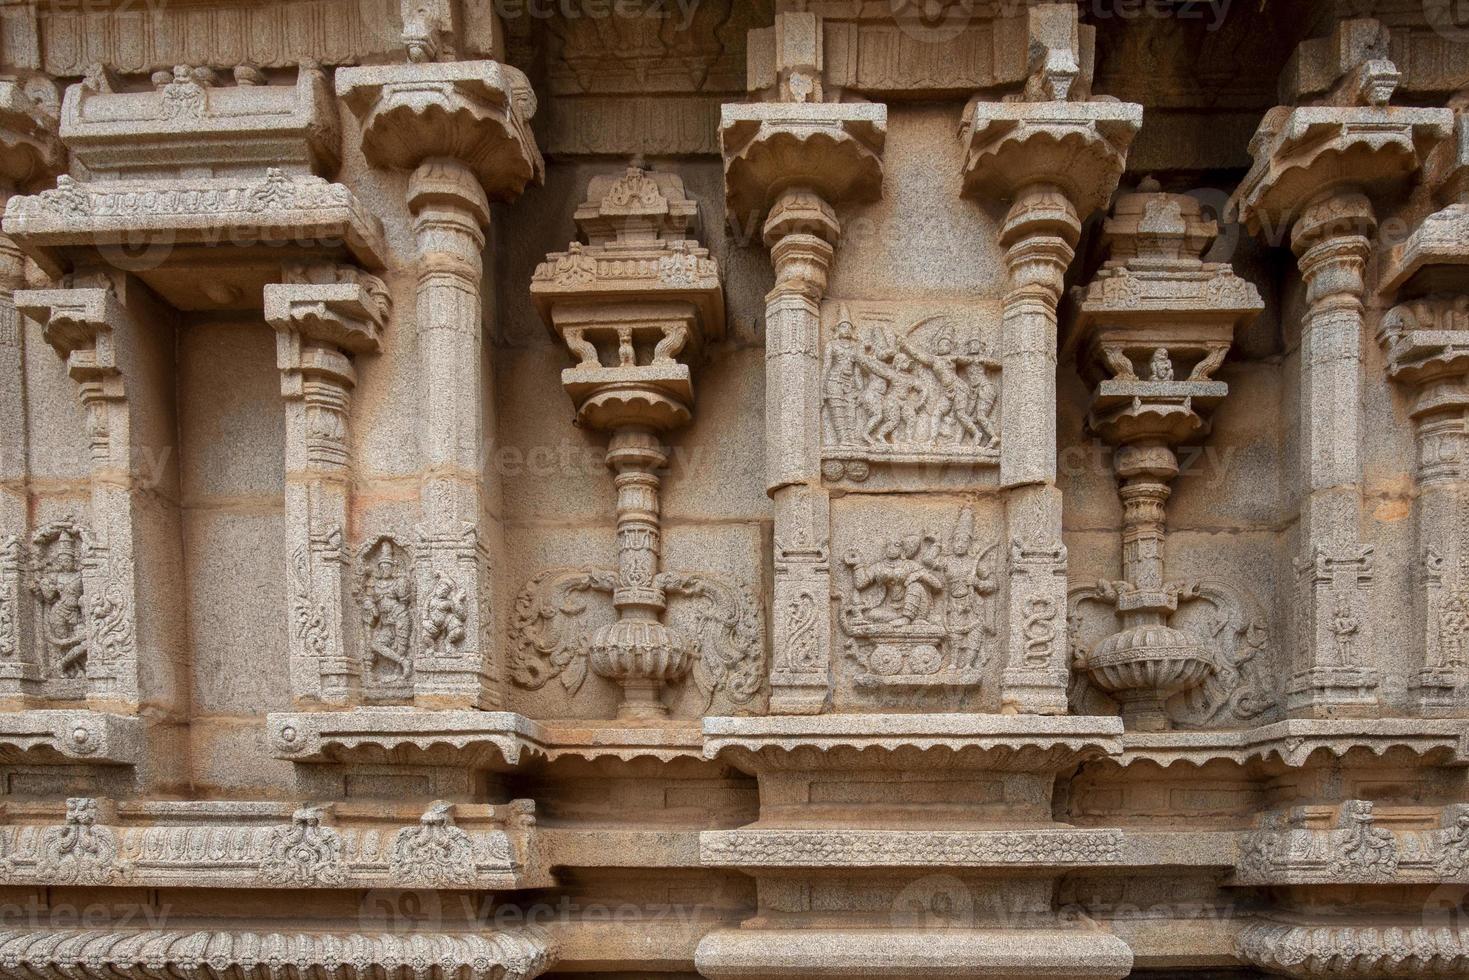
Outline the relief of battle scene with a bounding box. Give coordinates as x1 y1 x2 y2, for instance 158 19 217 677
820 301 1002 487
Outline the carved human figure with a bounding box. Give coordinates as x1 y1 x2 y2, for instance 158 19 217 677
421 571 467 655
1439 594 1468 668
30 529 87 678
962 341 1000 448
823 314 865 445
845 534 944 627
1149 347 1174 382
937 508 995 669
898 329 983 444
1331 597 1361 667
359 544 414 680
858 348 918 445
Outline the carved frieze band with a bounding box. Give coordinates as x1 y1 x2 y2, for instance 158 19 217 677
0 797 549 890
700 828 1124 868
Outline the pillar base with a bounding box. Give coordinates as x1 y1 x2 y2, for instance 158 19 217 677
1411 667 1467 718
1285 666 1382 718
1000 667 1070 715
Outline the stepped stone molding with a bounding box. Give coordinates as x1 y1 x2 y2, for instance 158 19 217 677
0 797 550 890
700 828 1126 868
0 927 556 980
695 928 1134 980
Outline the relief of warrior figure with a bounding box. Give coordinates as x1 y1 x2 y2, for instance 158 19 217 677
360 547 414 680
898 328 990 445
30 532 87 678
823 314 864 446
858 348 920 446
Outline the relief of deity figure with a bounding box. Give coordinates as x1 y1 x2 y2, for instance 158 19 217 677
422 571 468 655
844 535 945 628
1331 597 1361 667
30 526 87 679
1438 593 1468 668
356 539 414 681
935 508 997 670
839 507 998 686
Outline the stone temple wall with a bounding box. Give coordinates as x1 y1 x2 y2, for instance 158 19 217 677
0 1 1466 977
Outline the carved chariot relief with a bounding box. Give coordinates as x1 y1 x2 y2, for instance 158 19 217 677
838 507 998 692
820 302 1002 486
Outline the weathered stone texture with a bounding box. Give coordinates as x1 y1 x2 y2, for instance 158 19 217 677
0 2 1466 978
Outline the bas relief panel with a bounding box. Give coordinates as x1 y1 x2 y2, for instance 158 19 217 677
819 301 1002 488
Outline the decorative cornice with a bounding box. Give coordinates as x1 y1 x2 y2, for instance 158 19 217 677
702 714 1123 773
1115 719 1469 769
0 926 556 980
0 709 142 764
2 170 387 282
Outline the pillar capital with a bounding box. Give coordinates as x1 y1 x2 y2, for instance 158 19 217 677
336 60 543 205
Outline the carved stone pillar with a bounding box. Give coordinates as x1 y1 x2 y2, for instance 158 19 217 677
720 10 887 714
265 265 390 706
991 187 1080 715
15 281 186 715
1232 43 1449 717
337 56 543 710
1378 205 1469 715
764 190 838 714
0 77 63 700
959 21 1142 714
